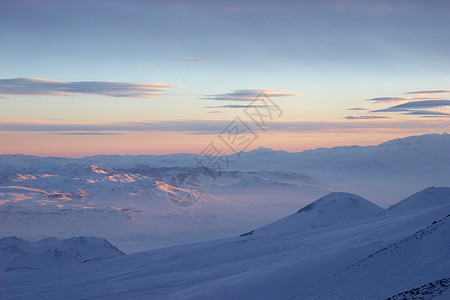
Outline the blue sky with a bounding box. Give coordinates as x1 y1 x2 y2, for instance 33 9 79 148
0 0 449 156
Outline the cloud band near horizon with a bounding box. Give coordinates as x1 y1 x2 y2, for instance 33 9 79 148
0 119 448 135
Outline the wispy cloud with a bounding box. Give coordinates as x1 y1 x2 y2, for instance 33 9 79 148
366 96 443 103
203 89 302 102
204 104 276 109
170 57 217 63
357 91 450 119
0 78 177 98
49 132 123 135
0 119 447 135
347 107 371 111
367 97 410 103
372 100 450 112
402 110 450 116
405 90 450 95
345 115 391 120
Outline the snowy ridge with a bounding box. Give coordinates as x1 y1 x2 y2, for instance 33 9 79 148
386 278 450 300
343 214 450 272
0 236 124 271
385 186 450 213
313 215 450 299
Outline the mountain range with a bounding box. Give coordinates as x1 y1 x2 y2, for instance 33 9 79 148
1 133 449 253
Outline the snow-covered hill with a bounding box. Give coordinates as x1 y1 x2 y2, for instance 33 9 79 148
386 186 450 213
0 186 448 299
0 236 124 271
249 192 383 235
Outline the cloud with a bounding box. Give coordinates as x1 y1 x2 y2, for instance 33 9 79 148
367 96 445 103
367 97 410 103
49 132 123 135
204 104 276 109
0 78 177 98
345 115 391 120
170 57 217 63
0 118 447 135
207 110 225 114
405 90 450 95
0 120 229 134
203 89 302 102
109 0 448 14
347 107 371 111
402 110 450 116
372 100 450 112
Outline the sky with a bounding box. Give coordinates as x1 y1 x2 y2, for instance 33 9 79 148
0 0 449 157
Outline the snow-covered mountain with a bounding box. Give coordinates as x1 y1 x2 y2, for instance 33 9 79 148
0 236 124 271
0 186 448 299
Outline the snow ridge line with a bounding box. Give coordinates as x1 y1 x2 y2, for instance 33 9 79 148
336 214 449 275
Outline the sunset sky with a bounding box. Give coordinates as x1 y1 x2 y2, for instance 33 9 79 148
1 0 449 157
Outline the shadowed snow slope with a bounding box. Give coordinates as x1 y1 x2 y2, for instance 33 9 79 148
386 278 450 300
0 236 124 270
253 192 384 235
312 215 450 299
385 186 450 213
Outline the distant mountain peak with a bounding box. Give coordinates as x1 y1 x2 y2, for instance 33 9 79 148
386 186 450 213
252 146 274 153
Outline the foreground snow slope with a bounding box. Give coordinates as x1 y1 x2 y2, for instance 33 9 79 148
0 187 448 299
311 214 450 299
